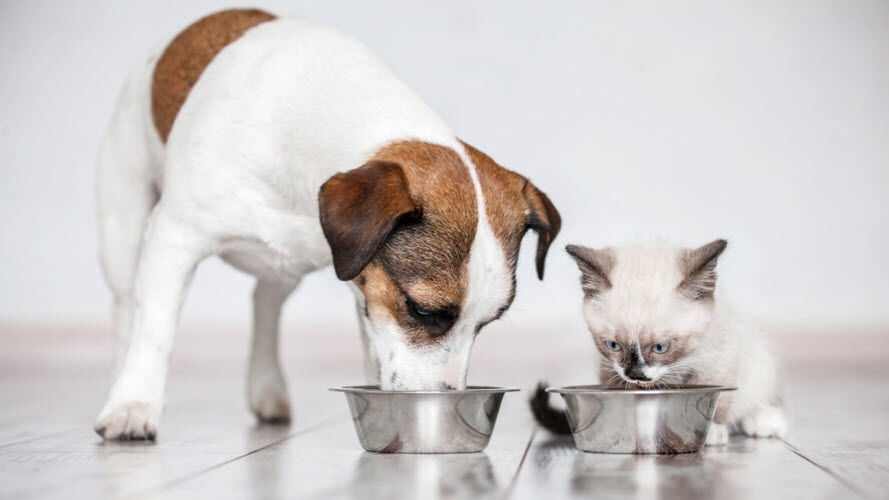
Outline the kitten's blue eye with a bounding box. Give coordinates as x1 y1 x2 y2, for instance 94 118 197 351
652 341 671 354
605 340 621 352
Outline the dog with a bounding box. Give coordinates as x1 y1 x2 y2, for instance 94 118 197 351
93 9 560 440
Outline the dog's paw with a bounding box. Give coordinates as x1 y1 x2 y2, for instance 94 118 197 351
705 423 729 446
738 406 788 438
249 375 291 424
94 400 161 441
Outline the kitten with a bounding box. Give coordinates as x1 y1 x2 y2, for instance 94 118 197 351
531 239 787 445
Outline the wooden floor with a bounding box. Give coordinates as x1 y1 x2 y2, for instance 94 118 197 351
0 325 887 500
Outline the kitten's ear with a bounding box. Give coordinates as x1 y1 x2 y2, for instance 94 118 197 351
678 239 728 300
566 244 614 298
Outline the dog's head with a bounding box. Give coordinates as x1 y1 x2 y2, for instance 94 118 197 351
319 141 560 390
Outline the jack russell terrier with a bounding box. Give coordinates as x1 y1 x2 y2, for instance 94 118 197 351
94 9 560 440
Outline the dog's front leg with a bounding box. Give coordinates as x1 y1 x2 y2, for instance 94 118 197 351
94 209 207 440
248 279 295 423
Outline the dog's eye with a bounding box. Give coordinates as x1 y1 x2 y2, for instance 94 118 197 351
405 297 432 318
405 296 458 334
652 341 671 354
605 340 622 352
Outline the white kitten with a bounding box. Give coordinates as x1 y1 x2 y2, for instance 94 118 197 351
531 240 788 445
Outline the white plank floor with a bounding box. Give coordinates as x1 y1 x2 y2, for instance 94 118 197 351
0 325 886 500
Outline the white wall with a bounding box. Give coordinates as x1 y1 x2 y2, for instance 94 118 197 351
1 0 887 338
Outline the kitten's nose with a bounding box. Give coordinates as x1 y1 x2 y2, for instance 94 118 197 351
625 366 650 381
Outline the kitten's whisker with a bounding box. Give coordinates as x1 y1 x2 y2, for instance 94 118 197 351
603 372 622 388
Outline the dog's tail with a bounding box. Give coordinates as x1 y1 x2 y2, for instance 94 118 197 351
529 381 572 435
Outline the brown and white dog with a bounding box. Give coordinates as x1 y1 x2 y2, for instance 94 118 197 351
94 9 560 440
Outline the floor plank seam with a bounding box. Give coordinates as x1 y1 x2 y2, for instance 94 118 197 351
126 414 343 500
500 425 538 500
782 439 872 499
0 427 81 450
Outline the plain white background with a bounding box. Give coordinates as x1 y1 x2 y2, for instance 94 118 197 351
1 1 887 348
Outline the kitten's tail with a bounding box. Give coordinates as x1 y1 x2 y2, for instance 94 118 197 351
529 382 572 435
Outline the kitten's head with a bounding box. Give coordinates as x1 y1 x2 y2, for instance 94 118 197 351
566 239 728 388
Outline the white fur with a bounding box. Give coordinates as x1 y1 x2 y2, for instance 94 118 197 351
95 18 510 438
580 243 788 444
706 423 729 446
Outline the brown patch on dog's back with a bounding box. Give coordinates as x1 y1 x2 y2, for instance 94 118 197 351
151 9 276 142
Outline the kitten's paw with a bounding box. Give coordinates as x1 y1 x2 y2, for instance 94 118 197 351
739 406 788 438
94 400 161 441
705 423 729 446
249 373 291 423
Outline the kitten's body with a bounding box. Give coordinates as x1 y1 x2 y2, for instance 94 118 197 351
531 241 787 444
652 299 786 442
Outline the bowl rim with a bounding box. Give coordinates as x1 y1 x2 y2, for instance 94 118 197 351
330 385 520 394
547 384 737 395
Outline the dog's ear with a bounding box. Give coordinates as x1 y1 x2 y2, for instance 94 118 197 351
566 244 614 298
678 239 728 300
319 161 418 281
523 181 561 279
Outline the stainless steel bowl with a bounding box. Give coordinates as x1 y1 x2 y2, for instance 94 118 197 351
548 385 736 454
332 385 518 453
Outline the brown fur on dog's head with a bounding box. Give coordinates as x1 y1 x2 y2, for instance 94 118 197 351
318 140 560 389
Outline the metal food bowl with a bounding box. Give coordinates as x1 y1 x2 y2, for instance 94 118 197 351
547 385 736 454
332 385 518 453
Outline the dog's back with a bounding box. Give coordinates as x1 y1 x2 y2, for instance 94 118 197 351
151 9 276 143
